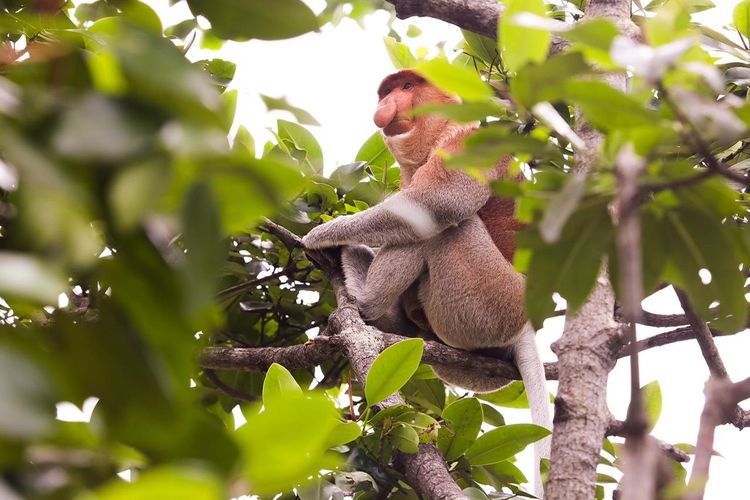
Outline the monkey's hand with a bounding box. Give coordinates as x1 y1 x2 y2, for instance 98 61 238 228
302 215 358 249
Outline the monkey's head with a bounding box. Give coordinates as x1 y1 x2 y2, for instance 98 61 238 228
374 70 459 169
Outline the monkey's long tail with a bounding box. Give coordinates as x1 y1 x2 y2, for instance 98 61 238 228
514 322 552 499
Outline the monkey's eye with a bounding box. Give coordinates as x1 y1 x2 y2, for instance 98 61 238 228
403 82 413 90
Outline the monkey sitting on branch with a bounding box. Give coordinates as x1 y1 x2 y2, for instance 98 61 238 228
303 70 551 495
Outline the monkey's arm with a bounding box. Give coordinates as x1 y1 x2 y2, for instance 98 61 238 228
303 159 490 249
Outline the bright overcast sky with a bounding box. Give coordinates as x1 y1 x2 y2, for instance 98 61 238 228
100 1 750 497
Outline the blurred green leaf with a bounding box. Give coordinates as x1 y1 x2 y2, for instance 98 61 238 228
187 0 319 40
383 36 416 69
735 0 750 40
663 208 747 332
0 344 55 440
642 380 662 432
415 58 493 102
0 253 67 305
95 466 223 500
462 30 498 67
365 339 424 406
524 199 613 328
261 95 320 126
565 80 656 130
182 182 226 311
499 0 551 73
236 394 341 495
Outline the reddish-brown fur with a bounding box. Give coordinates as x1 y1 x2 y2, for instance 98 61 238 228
377 69 524 261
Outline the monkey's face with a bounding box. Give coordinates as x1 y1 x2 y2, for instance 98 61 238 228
374 70 456 138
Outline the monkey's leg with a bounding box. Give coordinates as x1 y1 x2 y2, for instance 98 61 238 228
340 245 423 336
359 243 425 324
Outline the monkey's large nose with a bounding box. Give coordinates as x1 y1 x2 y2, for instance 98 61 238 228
374 97 397 128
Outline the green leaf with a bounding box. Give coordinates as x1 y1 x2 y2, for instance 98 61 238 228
642 380 662 432
390 423 420 453
415 58 494 102
474 460 528 488
355 131 395 168
510 52 590 109
410 101 507 122
462 30 499 66
481 403 506 426
499 0 551 73
182 183 226 311
663 209 747 332
0 253 67 305
51 94 152 162
0 344 55 439
438 398 483 460
327 421 362 447
236 394 341 495
465 424 551 465
383 36 416 69
462 487 490 500
564 80 656 130
479 381 530 409
186 0 319 41
524 199 614 327
278 119 324 174
95 466 222 500
644 1 692 45
233 126 255 156
195 59 237 90
563 18 620 52
165 18 198 39
401 378 446 414
365 339 424 406
261 94 320 126
263 363 303 407
330 161 367 192
736 0 750 43
539 173 586 243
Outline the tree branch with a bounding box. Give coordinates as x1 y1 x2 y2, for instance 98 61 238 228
606 418 690 463
547 1 637 498
234 218 466 499
384 0 568 53
688 376 750 500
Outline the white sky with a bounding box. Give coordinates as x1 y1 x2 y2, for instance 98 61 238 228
75 1 749 498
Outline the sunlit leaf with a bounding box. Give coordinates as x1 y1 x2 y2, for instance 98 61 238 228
438 397 483 460
415 58 494 102
365 339 424 406
465 424 551 466
499 0 551 73
263 363 303 407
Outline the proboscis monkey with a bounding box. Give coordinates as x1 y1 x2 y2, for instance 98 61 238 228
302 70 550 496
